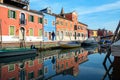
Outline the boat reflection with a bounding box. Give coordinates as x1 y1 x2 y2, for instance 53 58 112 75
0 48 88 80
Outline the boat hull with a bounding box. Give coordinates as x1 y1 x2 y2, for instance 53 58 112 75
58 41 81 48
0 49 37 57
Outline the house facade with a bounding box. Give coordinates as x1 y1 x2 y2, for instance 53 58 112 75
88 29 98 38
40 7 56 41
56 16 74 41
0 0 43 48
56 9 88 41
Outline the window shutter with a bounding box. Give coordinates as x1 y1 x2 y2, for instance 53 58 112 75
32 16 34 22
15 11 16 19
8 10 11 18
40 18 43 23
28 15 30 21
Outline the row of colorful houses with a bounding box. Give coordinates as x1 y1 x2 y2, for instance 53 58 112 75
0 0 88 48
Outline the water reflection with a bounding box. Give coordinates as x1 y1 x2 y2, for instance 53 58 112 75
0 48 88 80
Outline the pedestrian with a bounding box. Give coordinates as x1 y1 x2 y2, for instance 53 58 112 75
52 31 55 41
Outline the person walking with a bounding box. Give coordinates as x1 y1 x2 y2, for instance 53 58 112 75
52 31 55 41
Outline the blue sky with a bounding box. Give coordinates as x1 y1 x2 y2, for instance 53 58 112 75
30 0 120 31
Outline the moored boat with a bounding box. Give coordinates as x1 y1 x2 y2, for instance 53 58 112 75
111 40 120 56
81 38 98 46
58 41 81 48
0 48 37 57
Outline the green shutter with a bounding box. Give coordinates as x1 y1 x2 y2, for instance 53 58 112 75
32 16 34 22
39 29 42 36
38 18 40 23
10 26 15 35
8 10 11 18
28 15 30 21
14 11 16 19
40 18 43 23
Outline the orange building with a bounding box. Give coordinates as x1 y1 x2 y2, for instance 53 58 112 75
65 11 88 41
56 16 74 41
56 8 88 41
0 0 43 48
56 48 88 76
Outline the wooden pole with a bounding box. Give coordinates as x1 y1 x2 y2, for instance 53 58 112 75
0 19 2 49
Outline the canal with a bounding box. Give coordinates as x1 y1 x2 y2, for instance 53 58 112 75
0 46 114 80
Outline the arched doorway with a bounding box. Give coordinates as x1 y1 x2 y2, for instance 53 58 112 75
19 27 25 47
20 27 25 40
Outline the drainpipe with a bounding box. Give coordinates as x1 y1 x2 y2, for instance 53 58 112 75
0 19 2 49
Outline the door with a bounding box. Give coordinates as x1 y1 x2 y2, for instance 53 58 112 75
75 32 77 40
19 27 25 40
49 32 51 40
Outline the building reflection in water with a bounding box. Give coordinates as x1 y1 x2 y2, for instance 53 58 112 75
0 48 88 80
112 57 120 80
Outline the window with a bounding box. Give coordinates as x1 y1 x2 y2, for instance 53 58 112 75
52 21 55 26
45 32 47 37
28 72 34 79
29 28 33 36
53 64 56 70
38 29 42 36
60 21 63 25
57 31 59 36
70 23 72 27
66 62 68 68
28 60 34 66
29 15 34 22
44 19 47 24
20 13 25 24
66 22 67 26
38 17 43 24
8 64 15 72
9 26 15 36
8 10 16 19
38 59 42 64
38 69 43 76
44 67 48 74
56 20 59 25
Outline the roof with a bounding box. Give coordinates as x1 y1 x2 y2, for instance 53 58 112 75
0 3 43 16
78 22 88 26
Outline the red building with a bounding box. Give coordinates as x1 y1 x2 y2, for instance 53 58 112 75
0 57 43 80
0 0 43 48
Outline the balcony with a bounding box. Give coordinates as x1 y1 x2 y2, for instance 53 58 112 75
20 19 27 25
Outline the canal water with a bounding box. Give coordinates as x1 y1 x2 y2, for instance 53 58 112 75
0 46 114 80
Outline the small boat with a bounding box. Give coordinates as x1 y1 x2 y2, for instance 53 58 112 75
0 53 37 63
58 41 81 48
111 40 120 56
81 38 98 46
0 48 37 57
99 39 112 48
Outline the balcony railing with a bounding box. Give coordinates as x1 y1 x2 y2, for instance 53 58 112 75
20 19 27 25
11 0 29 5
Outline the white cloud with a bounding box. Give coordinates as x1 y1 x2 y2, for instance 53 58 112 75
77 1 120 15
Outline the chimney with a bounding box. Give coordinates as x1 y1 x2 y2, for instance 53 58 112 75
27 5 30 10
